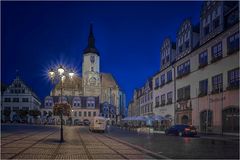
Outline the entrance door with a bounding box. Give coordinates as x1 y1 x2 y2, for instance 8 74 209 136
181 115 188 124
200 110 213 132
222 107 239 133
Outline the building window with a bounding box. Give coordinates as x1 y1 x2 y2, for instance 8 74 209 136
93 112 96 117
5 107 11 111
155 96 159 107
199 51 208 68
211 42 222 62
212 74 223 93
199 79 208 97
227 32 239 55
22 98 29 102
177 60 190 78
213 17 220 29
14 83 21 88
88 111 91 117
13 98 19 102
160 74 165 87
161 94 165 106
87 98 95 108
177 85 190 101
22 107 29 110
166 55 170 63
74 112 77 117
13 107 19 111
185 40 190 49
179 45 183 53
79 112 82 117
227 68 239 90
89 77 96 86
155 77 159 89
22 89 25 93
167 92 172 104
167 70 172 82
204 25 210 36
226 8 238 28
84 111 87 117
4 98 11 102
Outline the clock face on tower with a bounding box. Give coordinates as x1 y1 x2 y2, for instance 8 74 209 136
90 56 95 64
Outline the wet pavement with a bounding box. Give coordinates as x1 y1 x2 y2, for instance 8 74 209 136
1 124 164 159
106 126 239 159
1 124 239 159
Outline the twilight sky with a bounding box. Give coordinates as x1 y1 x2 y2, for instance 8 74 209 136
2 1 202 107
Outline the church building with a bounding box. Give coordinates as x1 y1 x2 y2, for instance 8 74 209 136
41 25 126 125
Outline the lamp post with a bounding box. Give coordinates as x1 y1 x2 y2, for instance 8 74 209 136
48 65 75 143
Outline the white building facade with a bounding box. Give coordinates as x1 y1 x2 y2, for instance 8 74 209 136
1 76 41 123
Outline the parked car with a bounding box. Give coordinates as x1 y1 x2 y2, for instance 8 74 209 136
165 124 197 137
89 116 107 133
78 121 84 126
83 119 90 126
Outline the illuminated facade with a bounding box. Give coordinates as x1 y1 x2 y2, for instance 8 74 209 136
42 25 126 125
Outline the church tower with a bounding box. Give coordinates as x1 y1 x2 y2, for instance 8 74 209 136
82 24 101 97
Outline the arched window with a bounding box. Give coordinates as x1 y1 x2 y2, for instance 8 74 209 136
89 77 96 86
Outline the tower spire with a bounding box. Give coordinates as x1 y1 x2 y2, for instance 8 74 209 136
84 24 99 55
88 23 95 48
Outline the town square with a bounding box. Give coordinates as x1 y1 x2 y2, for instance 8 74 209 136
1 1 239 159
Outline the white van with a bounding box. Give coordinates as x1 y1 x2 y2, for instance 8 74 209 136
89 116 107 132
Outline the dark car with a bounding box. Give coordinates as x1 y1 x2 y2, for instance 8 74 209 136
78 121 84 126
165 124 197 137
83 119 90 126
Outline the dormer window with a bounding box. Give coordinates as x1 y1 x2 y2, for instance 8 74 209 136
72 97 81 107
59 96 67 103
87 97 95 108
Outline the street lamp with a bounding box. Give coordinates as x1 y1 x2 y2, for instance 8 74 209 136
48 65 75 143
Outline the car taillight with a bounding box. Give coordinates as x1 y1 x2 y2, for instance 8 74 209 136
185 128 190 131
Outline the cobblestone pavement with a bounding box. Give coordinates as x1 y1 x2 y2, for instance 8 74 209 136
1 125 165 159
